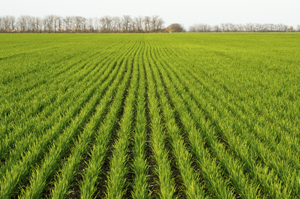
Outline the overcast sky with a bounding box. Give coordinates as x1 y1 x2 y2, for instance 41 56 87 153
1 0 299 28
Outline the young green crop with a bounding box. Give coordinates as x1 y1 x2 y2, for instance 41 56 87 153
0 33 299 199
79 41 139 199
131 44 149 199
144 43 176 198
50 41 137 199
147 42 205 199
0 43 127 162
20 41 137 199
105 42 141 199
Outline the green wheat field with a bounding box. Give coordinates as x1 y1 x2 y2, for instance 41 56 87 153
0 33 300 199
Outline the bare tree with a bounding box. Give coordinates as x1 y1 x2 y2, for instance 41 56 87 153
53 16 58 33
58 17 63 32
189 23 212 32
220 23 225 32
73 16 85 33
156 17 164 32
228 23 236 32
0 17 3 32
93 17 100 32
130 20 136 32
237 24 244 32
53 16 62 33
268 24 275 32
151 15 159 32
99 17 106 32
104 16 112 33
63 16 73 33
213 25 221 32
87 18 94 33
29 16 36 32
42 18 46 32
277 23 288 32
28 16 41 33
288 26 294 32
2 16 11 32
81 17 87 32
43 15 55 33
9 16 16 32
143 16 150 33
116 17 122 32
122 15 131 32
17 15 28 32
111 16 121 33
3 14 297 34
138 16 144 32
244 23 253 32
224 23 230 32
134 17 142 33
35 17 42 33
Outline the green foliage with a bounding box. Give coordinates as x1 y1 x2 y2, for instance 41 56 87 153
0 33 299 198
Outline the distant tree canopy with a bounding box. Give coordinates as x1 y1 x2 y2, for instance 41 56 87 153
0 14 299 33
0 15 165 33
189 23 299 32
166 24 185 33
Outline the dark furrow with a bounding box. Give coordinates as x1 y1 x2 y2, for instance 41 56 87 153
144 45 162 198
154 45 238 198
95 42 139 199
64 42 139 199
0 52 116 161
151 47 210 197
39 55 125 199
142 46 157 198
0 43 129 173
1 39 128 127
9 83 104 199
0 41 135 199
124 46 141 199
152 48 192 158
171 72 264 197
0 49 100 102
0 40 126 101
158 47 265 198
162 46 300 196
166 46 293 136
146 43 185 198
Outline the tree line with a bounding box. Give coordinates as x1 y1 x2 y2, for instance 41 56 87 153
0 15 299 33
0 15 165 33
189 23 300 32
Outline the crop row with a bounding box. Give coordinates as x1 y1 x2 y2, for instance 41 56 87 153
1 34 299 198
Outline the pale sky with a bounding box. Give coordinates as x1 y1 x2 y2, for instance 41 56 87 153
1 0 299 28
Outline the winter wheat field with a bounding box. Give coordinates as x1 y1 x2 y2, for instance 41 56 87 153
0 33 300 199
